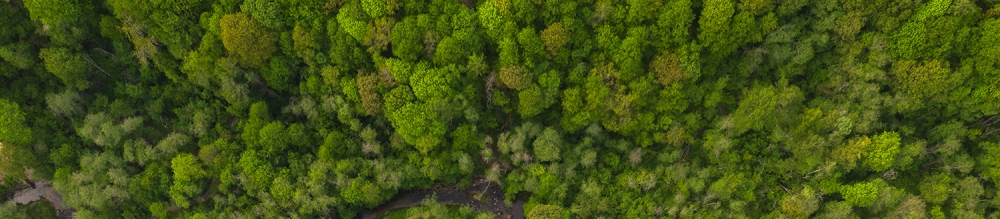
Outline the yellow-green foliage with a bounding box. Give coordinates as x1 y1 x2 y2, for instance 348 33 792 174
220 13 277 68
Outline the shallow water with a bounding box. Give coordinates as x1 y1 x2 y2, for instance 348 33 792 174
361 177 526 219
7 180 71 218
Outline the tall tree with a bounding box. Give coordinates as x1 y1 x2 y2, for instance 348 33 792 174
170 153 206 208
0 99 35 180
865 131 901 172
220 13 278 68
38 47 90 90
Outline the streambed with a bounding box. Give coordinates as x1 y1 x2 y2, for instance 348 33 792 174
360 177 525 219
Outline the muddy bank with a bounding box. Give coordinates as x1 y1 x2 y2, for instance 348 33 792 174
360 177 525 219
7 180 72 219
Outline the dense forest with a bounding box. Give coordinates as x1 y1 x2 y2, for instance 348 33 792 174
1 0 1000 218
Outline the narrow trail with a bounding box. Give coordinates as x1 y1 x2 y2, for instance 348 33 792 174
359 177 525 219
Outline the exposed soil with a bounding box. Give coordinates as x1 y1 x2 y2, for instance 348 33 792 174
360 176 525 219
8 180 72 219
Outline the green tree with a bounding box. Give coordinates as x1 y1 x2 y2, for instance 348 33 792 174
220 13 278 68
978 142 1000 186
23 0 89 46
500 65 531 90
835 12 865 41
434 37 466 66
385 58 414 84
886 195 928 219
0 42 36 71
517 27 544 66
410 65 459 102
389 103 446 154
497 37 519 66
518 84 547 117
54 152 130 215
540 23 569 58
258 121 290 154
698 0 738 56
238 149 275 193
39 47 89 90
261 56 296 91
842 179 884 207
362 0 396 18
781 186 820 218
358 72 383 115
731 85 779 134
0 100 35 180
450 124 481 151
365 17 395 53
477 0 511 39
270 172 295 205
951 177 984 211
650 50 685 85
292 24 323 67
832 136 871 171
891 59 957 111
919 173 951 205
888 21 927 60
527 204 565 219
170 153 205 208
45 89 83 117
0 100 32 145
241 0 285 29
560 87 589 132
532 127 562 162
656 0 695 46
865 131 901 172
391 17 423 61
814 201 855 219
155 133 190 158
77 113 143 149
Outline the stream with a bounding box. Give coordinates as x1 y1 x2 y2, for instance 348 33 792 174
6 180 72 219
359 177 525 219
8 177 516 219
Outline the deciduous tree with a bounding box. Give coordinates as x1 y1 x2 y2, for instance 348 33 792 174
500 65 531 90
650 50 684 85
532 127 562 162
241 0 285 29
358 72 383 115
781 186 820 218
540 23 569 58
39 47 89 90
390 17 423 61
169 153 206 208
527 204 564 219
865 131 901 172
0 100 35 180
842 179 884 207
220 13 278 68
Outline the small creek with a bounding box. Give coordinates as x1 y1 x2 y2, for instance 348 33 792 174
360 177 525 219
6 180 72 218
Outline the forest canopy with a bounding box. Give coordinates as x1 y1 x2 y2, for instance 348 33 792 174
2 0 1000 218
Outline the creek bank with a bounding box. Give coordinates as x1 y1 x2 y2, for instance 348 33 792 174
6 180 72 219
360 177 525 219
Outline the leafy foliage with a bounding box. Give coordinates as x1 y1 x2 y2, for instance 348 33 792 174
220 13 278 68
1 0 999 218
866 131 901 172
842 179 884 207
